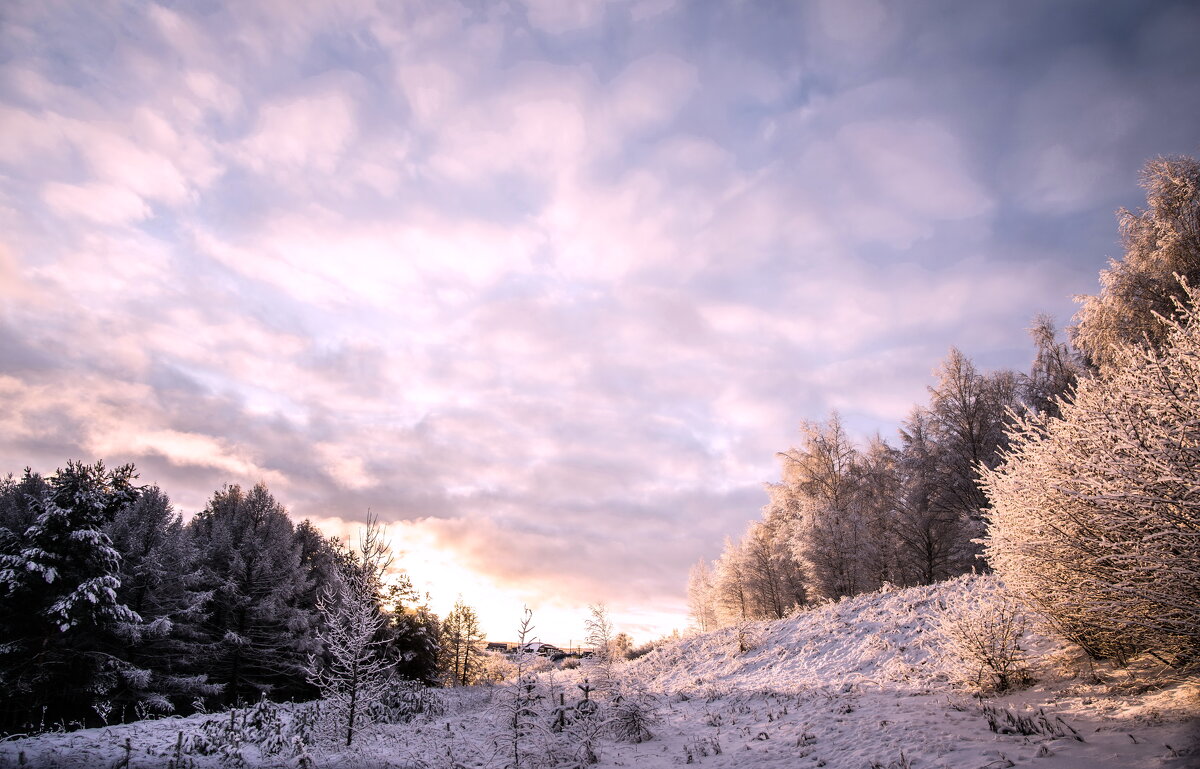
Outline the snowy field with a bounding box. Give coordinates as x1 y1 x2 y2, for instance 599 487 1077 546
2 576 1196 769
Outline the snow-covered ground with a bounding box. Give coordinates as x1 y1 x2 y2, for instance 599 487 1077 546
3 576 1196 768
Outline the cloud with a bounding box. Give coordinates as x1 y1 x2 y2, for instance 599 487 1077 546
239 85 361 176
3 0 1200 641
42 182 151 225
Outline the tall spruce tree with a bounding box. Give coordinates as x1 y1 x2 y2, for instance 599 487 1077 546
105 486 218 718
188 483 309 706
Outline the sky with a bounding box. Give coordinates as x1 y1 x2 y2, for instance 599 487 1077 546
2 0 1199 644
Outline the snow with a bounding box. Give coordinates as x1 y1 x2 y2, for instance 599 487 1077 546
2 575 1196 768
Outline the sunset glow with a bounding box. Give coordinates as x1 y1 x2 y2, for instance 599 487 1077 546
3 1 1199 644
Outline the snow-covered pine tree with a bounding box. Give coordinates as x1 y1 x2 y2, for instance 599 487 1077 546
188 483 309 706
307 515 396 746
983 282 1200 661
492 607 543 769
105 486 218 719
383 577 441 685
0 461 142 728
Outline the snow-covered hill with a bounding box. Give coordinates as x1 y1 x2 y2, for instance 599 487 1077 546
2 576 1196 768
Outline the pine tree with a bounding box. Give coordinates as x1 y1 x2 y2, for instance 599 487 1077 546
188 483 309 706
439 600 484 686
374 569 441 685
105 486 217 719
0 461 142 727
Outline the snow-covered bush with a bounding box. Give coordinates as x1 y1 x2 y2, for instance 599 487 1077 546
609 678 660 743
937 587 1029 692
983 282 1200 663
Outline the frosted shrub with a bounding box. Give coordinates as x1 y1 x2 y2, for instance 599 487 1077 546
983 282 1200 663
938 587 1029 692
369 679 445 723
609 678 660 743
475 650 518 684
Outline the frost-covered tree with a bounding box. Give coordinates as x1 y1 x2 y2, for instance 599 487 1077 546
439 599 484 686
0 461 142 727
1072 155 1200 370
856 436 902 588
610 632 634 661
493 607 542 769
712 538 751 624
585 603 621 694
686 559 718 632
738 519 807 618
308 515 396 746
188 483 308 705
777 415 870 601
983 284 1200 661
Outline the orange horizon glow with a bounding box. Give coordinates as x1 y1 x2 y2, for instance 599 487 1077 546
307 515 689 646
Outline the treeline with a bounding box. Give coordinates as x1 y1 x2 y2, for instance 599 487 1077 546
690 155 1200 660
0 468 440 731
688 332 1082 629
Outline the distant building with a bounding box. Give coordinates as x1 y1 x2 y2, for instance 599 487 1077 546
515 642 564 657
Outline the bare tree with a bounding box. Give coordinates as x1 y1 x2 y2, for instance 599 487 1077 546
894 407 972 585
1022 314 1086 420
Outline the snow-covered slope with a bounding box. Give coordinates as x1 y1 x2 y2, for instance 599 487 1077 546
632 576 991 694
2 576 1196 768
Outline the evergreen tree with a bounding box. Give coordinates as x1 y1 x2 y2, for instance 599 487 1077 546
105 486 217 718
188 483 309 706
0 461 141 728
439 600 484 686
383 578 441 685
